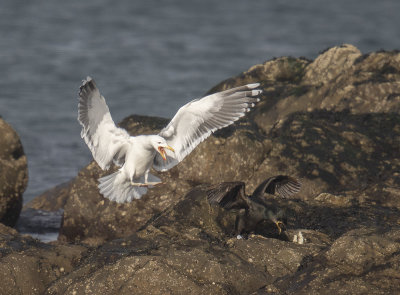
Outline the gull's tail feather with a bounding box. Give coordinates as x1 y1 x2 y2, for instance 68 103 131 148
98 171 147 203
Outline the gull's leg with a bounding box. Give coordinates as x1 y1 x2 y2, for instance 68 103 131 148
143 169 162 186
130 175 149 187
130 174 147 186
130 170 162 186
131 171 150 186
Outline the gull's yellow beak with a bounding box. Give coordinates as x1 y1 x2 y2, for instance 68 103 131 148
158 145 174 161
165 145 175 152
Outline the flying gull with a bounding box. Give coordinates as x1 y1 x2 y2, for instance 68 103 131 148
78 77 262 203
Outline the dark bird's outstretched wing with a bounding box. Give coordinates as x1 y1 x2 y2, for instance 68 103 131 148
252 175 301 199
207 182 249 210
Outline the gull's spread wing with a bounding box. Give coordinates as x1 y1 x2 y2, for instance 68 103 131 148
153 83 262 171
78 77 130 170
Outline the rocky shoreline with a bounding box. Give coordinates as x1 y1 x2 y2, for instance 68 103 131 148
1 44 400 294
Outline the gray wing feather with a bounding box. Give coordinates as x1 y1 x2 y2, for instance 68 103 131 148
153 83 262 171
78 77 130 170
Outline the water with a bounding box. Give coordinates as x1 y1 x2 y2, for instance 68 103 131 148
0 0 399 204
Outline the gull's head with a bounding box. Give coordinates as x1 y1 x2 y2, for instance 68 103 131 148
150 135 175 161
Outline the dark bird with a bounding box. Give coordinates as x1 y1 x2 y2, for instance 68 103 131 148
207 175 301 238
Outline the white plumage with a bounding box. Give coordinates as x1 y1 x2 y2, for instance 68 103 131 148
78 77 262 203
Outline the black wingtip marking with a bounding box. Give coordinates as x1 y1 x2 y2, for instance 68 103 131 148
79 77 97 97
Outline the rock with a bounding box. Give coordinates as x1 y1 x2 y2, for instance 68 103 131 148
303 44 362 84
46 185 326 295
168 124 266 185
0 223 87 295
209 46 400 196
247 110 400 199
0 118 28 227
19 180 72 239
211 45 400 134
268 226 400 294
49 182 400 294
23 179 73 211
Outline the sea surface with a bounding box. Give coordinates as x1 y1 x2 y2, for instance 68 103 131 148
1 0 399 204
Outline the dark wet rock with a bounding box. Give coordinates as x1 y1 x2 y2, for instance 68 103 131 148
46 185 326 295
0 118 28 227
0 223 87 295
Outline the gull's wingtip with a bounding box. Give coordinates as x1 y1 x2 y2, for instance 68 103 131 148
79 76 97 94
80 76 94 87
